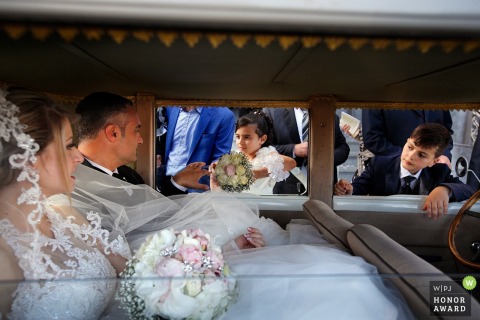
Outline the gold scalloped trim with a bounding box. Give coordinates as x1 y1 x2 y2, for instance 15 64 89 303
108 29 128 44
31 26 53 41
348 38 369 51
278 36 299 50
57 27 79 43
395 39 415 51
4 24 27 40
182 32 201 48
207 33 227 49
417 40 436 53
324 37 345 51
157 31 178 47
301 36 322 49
231 34 250 49
83 28 104 41
2 24 480 55
440 40 460 53
132 30 154 43
254 35 276 48
464 40 480 53
371 39 391 50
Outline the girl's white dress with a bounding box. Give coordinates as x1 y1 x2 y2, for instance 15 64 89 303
244 146 290 195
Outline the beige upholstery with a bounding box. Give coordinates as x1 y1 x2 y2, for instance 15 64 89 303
348 224 480 320
303 199 353 252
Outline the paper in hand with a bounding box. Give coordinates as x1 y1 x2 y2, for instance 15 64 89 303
339 112 361 138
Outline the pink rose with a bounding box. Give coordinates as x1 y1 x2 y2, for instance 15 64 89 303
224 164 236 177
190 229 209 250
155 257 185 277
176 245 203 269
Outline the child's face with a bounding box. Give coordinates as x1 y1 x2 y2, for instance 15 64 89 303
401 138 439 174
235 124 267 159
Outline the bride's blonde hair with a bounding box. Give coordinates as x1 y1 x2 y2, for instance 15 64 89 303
1 87 75 193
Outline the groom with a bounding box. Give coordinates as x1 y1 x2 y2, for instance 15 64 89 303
75 92 210 196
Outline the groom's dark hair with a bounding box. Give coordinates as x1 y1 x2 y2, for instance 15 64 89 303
75 92 133 141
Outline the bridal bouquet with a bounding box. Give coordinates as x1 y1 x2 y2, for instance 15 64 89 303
117 228 236 320
214 151 255 193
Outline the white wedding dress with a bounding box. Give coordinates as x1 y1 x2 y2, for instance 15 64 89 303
0 202 131 320
69 166 414 320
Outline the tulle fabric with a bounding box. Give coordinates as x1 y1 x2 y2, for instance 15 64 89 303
60 165 414 319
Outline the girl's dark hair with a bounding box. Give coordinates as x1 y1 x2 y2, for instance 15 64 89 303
236 110 274 147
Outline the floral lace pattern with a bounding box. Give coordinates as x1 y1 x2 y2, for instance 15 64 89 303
0 205 131 319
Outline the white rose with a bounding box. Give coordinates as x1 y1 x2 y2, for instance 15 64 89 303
185 277 203 297
235 165 245 176
239 176 249 185
217 173 228 185
231 154 242 165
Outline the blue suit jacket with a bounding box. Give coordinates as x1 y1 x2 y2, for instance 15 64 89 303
165 107 235 165
352 155 474 201
362 109 453 158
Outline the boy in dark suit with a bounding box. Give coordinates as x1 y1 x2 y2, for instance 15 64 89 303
334 123 474 219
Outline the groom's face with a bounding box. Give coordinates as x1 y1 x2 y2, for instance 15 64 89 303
117 107 143 165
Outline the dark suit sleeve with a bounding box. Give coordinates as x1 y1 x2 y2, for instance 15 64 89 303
351 157 377 195
467 134 480 190
362 109 402 156
437 175 475 202
334 114 350 166
263 108 296 157
161 176 188 196
441 110 454 159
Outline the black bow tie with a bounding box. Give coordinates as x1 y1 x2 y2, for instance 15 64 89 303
112 172 125 181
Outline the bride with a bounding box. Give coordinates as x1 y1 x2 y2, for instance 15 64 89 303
0 88 414 319
0 88 262 320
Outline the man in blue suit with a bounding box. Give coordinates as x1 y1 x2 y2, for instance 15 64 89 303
362 109 453 164
335 123 474 219
159 106 235 193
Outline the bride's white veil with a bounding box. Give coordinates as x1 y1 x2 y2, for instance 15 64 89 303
50 165 281 252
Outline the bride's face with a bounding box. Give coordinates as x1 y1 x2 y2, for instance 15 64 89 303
36 120 84 197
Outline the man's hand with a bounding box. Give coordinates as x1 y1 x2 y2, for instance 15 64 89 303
173 162 210 191
436 155 452 169
234 227 265 249
334 179 353 195
422 186 450 219
293 142 308 158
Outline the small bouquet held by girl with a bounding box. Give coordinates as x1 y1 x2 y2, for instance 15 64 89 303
212 110 296 195
213 151 256 193
117 228 237 320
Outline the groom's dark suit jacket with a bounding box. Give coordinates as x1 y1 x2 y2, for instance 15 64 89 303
352 155 474 201
81 159 144 184
263 108 349 194
81 160 186 196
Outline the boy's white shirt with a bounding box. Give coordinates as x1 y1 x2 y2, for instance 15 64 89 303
400 165 422 180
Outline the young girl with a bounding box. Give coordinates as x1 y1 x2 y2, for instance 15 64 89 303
233 111 296 194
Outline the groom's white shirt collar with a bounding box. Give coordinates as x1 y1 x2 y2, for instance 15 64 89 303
84 157 118 176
